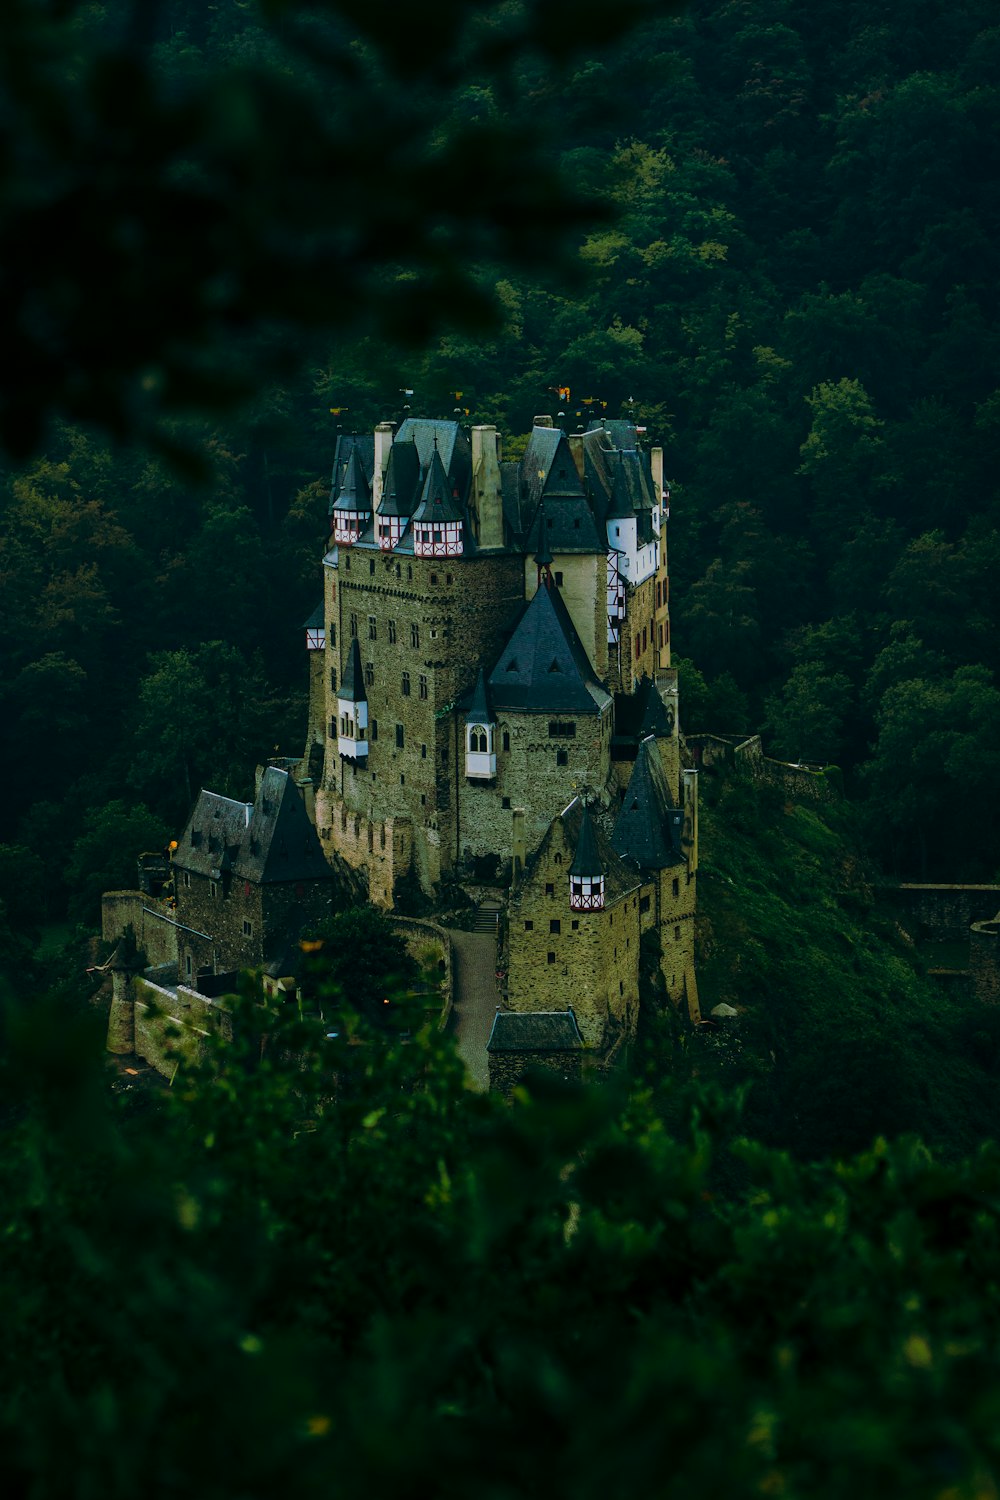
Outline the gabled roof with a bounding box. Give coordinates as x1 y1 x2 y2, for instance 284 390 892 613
377 440 421 518
522 429 604 554
331 447 372 513
488 584 611 715
465 667 492 724
173 792 253 878
612 736 684 869
606 453 636 522
412 448 465 525
233 767 334 884
339 637 366 704
487 1009 584 1053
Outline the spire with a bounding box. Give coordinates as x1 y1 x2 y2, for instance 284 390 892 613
413 449 464 524
332 448 371 512
466 667 492 724
569 804 603 878
612 736 683 869
340 637 367 704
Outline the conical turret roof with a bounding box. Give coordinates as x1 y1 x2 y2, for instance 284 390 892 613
331 448 371 512
412 449 465 524
569 803 603 877
378 441 421 517
465 667 492 724
612 736 684 869
339 637 367 704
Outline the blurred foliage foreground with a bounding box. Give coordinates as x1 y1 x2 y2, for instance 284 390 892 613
4 976 1000 1499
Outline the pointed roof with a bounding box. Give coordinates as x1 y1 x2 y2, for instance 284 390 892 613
606 452 635 522
412 449 465 525
339 637 366 705
377 440 421 518
488 584 611 715
612 737 684 869
465 668 492 724
638 676 675 738
394 417 470 490
569 803 603 877
331 447 371 513
233 767 334 885
303 600 324 631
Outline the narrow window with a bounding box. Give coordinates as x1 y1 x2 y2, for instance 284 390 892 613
557 749 568 766
411 623 420 649
554 571 563 587
243 919 252 937
330 623 336 646
330 668 338 691
547 952 556 965
368 615 377 640
365 662 374 687
369 559 376 575
396 724 404 749
502 796 511 809
350 613 358 639
672 877 679 897
402 671 411 696
421 743 427 759
388 620 397 644
502 730 510 752
371 719 378 740
419 674 428 699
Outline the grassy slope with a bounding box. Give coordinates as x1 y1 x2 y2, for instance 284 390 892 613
690 775 1000 1161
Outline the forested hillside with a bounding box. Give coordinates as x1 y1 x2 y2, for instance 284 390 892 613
1 0 997 956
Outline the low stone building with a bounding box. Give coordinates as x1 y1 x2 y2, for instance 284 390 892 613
486 1008 585 1096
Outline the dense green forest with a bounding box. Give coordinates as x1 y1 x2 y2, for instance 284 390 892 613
2 0 999 964
3 3 1000 1491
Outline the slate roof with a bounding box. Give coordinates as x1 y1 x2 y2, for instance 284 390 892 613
569 803 603 877
465 667 492 724
173 791 253 879
411 449 465 525
520 424 564 506
487 1009 584 1053
395 418 471 495
339 637 366 704
612 736 684 870
331 446 372 513
330 434 375 495
377 441 421 518
615 676 674 742
557 796 638 901
233 767 334 884
488 583 612 715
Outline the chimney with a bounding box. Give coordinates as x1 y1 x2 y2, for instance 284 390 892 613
650 446 665 506
533 414 553 428
568 433 586 481
471 425 503 551
373 421 394 510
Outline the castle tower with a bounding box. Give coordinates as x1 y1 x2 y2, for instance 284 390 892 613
331 448 372 546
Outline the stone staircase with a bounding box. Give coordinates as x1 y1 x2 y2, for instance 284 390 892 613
472 900 502 934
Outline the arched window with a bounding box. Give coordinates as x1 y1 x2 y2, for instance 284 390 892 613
470 726 487 754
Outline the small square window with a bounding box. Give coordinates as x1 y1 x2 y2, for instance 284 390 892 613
571 920 579 931
524 920 533 931
554 571 563 586
420 793 426 805
502 796 511 810
545 882 554 897
557 749 568 766
549 919 560 934
430 572 438 584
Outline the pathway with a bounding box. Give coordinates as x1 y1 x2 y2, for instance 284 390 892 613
447 900 501 1090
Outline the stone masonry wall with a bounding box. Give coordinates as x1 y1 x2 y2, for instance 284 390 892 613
133 976 231 1078
508 819 641 1047
102 891 180 969
892 885 1000 943
488 1047 583 1097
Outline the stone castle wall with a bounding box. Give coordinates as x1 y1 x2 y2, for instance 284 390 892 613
133 975 231 1077
101 891 180 969
893 885 1000 944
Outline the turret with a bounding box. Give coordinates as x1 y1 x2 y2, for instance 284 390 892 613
331 449 372 546
412 450 465 558
337 638 369 761
569 803 605 910
464 669 496 779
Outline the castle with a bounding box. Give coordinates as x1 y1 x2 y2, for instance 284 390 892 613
103 412 698 1075
302 413 699 1052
